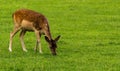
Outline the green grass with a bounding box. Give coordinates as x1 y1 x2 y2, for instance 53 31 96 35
0 0 120 71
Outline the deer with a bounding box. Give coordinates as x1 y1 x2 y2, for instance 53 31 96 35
8 9 60 55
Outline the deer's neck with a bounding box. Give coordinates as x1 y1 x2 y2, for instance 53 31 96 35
46 31 52 40
44 25 52 41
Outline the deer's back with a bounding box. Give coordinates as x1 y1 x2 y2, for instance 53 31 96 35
13 9 49 31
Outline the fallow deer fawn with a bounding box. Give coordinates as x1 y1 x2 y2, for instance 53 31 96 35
8 9 60 55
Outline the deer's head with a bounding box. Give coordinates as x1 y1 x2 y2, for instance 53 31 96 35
45 35 60 55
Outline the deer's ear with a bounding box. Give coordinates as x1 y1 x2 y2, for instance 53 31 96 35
45 36 50 42
55 35 61 42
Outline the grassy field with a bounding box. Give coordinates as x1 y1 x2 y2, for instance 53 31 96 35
0 0 120 71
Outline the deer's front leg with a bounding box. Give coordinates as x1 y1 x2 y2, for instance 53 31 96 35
35 31 42 53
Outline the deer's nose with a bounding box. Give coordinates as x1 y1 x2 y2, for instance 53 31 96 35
52 52 57 55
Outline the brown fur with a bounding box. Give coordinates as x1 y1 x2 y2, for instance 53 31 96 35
13 9 48 31
9 9 60 55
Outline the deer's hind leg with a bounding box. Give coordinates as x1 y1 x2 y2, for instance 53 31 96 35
9 26 21 52
20 30 27 52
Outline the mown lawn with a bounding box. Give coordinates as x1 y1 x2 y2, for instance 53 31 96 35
0 0 120 71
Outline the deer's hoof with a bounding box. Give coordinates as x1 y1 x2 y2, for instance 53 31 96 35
9 48 12 52
39 50 43 54
23 49 28 52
